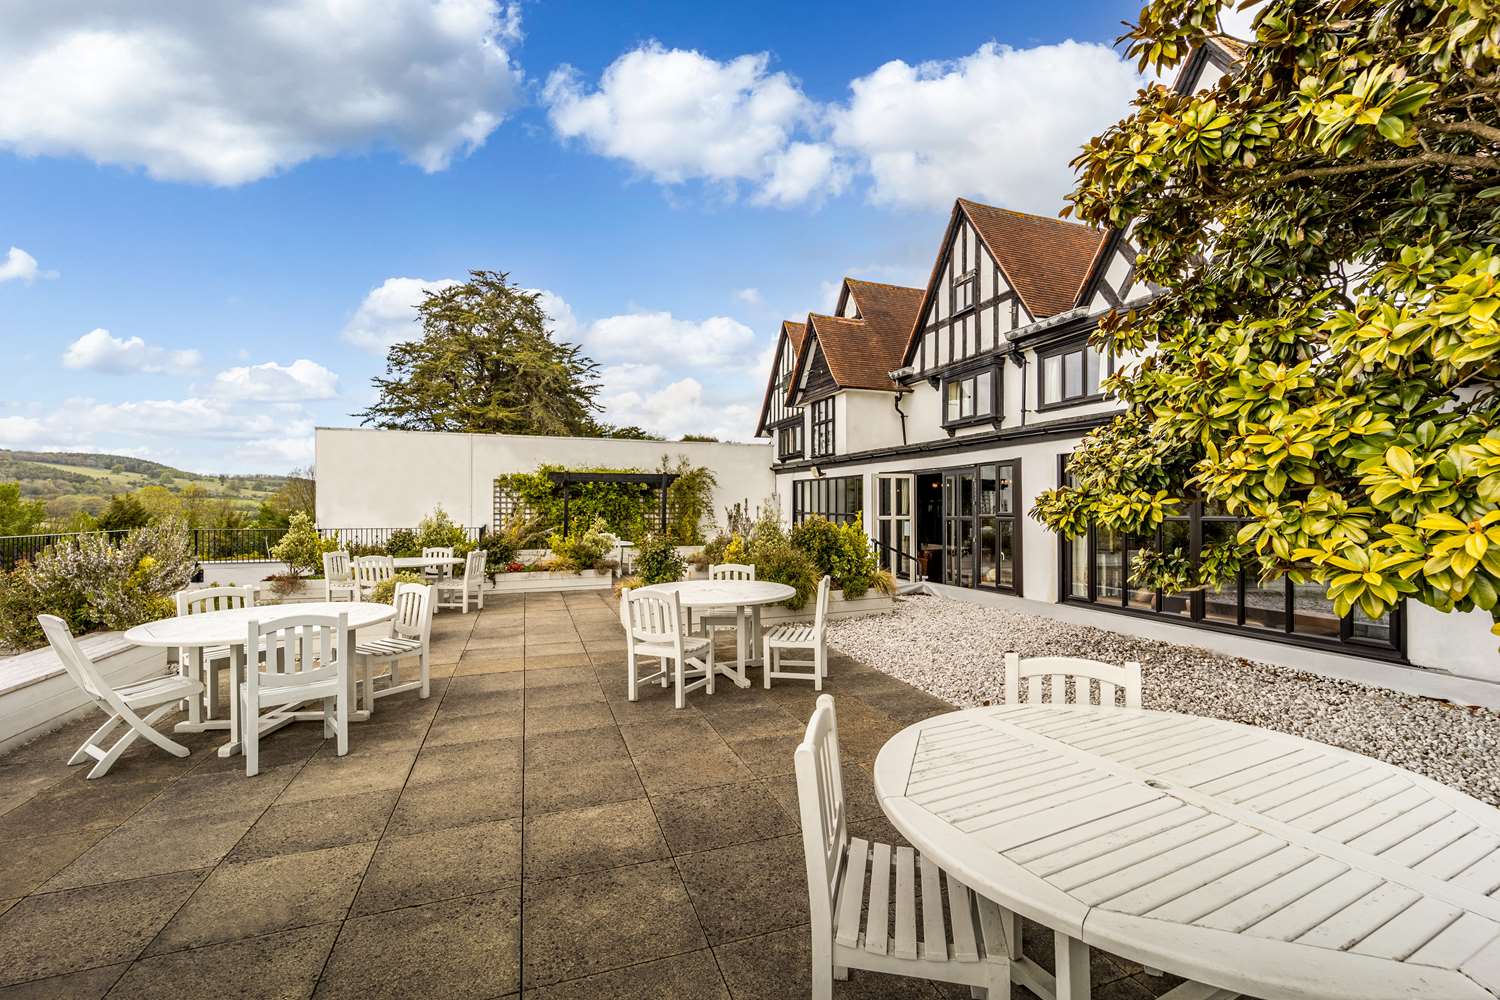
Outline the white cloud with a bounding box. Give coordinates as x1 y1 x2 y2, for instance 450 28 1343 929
601 362 664 394
735 287 763 306
0 1 524 185
544 43 839 206
584 311 757 368
600 376 758 442
829 41 1143 212
61 327 201 374
0 246 54 283
212 359 339 402
534 288 582 342
341 276 461 353
1218 3 1262 39
232 434 316 467
0 415 46 445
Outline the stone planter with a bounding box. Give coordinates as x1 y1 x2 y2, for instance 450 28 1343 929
757 589 898 624
487 571 612 595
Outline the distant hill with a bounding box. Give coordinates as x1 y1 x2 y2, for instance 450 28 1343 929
0 449 290 519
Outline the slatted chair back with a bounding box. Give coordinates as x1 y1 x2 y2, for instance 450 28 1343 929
794 694 849 939
246 613 347 699
620 587 684 648
461 549 486 590
38 614 112 703
353 556 394 597
811 574 832 636
175 584 256 618
1002 652 1142 709
391 582 434 643
323 550 352 583
709 563 755 581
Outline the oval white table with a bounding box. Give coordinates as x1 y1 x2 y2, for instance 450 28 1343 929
638 580 795 688
873 704 1500 1000
125 601 395 758
391 556 463 572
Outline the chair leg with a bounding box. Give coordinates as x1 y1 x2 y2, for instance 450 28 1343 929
335 683 349 756
419 649 430 698
673 655 686 710
626 648 638 702
705 640 715 696
813 937 835 1000
763 639 773 689
244 692 260 778
71 712 123 765
814 642 825 691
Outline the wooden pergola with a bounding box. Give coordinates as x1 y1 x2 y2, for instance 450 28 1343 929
544 470 680 536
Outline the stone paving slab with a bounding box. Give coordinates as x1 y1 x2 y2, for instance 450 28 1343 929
0 590 1191 999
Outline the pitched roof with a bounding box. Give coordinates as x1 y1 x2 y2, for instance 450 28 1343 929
754 319 813 436
958 198 1105 317
782 319 806 353
901 199 1106 365
845 279 925 363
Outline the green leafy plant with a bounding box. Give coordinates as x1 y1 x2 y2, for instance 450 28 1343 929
382 529 420 558
371 572 426 604
788 517 842 579
1128 546 1197 595
635 533 685 586
1031 1 1500 645
548 517 614 572
663 457 718 544
747 538 819 609
270 512 324 576
415 506 471 552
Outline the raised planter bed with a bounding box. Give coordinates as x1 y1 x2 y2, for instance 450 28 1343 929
487 571 613 595
758 590 899 624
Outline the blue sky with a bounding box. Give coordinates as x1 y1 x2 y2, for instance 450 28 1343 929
0 0 1172 473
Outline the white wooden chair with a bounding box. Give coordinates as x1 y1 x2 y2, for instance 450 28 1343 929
795 695 1015 999
241 613 350 777
39 615 203 779
420 545 453 582
1002 653 1142 708
352 582 433 713
764 575 831 689
323 550 357 601
353 555 394 601
692 562 757 638
174 584 256 721
435 549 486 613
621 587 715 710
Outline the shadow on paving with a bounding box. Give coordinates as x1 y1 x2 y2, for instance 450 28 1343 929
0 591 1191 999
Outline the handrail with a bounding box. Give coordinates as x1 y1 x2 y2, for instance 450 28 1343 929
869 534 920 583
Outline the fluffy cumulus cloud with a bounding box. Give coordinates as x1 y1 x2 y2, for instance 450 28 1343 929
0 246 54 283
212 359 339 402
599 375 759 443
341 276 462 353
0 415 46 446
583 312 757 369
544 43 841 205
547 40 1143 213
61 328 201 374
0 1 524 185
829 42 1144 212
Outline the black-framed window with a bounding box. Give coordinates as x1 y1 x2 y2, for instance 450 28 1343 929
953 268 976 313
1039 340 1112 408
810 397 835 457
1057 458 1404 659
792 476 862 525
776 422 803 461
942 365 997 427
940 461 1022 594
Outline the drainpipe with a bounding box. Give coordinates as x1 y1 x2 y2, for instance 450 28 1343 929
893 392 909 446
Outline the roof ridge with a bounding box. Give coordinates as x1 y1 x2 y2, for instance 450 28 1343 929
957 197 1095 233
845 277 924 292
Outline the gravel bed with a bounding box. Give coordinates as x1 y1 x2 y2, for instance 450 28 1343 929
829 595 1500 805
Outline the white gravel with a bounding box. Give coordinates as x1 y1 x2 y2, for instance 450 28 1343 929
829 595 1500 805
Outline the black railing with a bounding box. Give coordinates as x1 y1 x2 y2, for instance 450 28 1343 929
870 534 919 583
0 525 487 570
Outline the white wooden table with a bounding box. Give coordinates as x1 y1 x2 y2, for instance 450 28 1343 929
873 704 1500 1000
124 601 395 758
391 556 462 571
639 579 795 687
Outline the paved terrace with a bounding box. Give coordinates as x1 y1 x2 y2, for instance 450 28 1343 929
0 592 1184 999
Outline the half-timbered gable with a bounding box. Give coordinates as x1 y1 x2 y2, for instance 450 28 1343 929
1078 228 1156 314
755 320 808 462
902 199 1105 378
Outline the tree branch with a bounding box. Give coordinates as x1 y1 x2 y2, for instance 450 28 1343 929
1423 120 1500 145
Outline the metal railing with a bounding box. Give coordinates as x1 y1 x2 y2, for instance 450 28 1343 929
0 525 487 570
869 534 920 583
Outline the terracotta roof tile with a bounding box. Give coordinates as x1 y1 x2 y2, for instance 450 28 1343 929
796 279 924 394
783 319 806 352
958 198 1105 318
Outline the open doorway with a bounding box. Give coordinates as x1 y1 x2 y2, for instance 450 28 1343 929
915 472 943 582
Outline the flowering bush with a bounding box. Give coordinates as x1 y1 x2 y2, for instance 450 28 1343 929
270 512 330 576
0 520 195 650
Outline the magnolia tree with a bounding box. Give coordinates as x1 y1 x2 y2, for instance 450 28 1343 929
1031 0 1500 642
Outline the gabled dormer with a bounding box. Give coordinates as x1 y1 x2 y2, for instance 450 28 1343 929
755 319 808 461
900 199 1105 378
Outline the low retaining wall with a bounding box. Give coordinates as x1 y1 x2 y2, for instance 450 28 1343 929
759 590 898 624
0 635 170 756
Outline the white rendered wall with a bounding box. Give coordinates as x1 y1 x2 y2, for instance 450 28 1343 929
316 428 776 533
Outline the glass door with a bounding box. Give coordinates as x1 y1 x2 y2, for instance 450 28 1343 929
875 474 916 581
942 470 976 587
941 462 1021 593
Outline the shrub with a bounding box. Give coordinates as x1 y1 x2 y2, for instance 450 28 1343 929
382 528 420 557
789 517 842 579
548 517 613 572
635 533 684 585
265 572 303 599
371 572 425 604
613 574 643 599
270 512 324 576
747 539 819 609
829 518 879 599
0 520 195 649
416 506 471 552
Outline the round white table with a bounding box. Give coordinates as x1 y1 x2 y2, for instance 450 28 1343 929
125 601 395 758
391 555 463 573
640 579 795 688
874 704 1500 1000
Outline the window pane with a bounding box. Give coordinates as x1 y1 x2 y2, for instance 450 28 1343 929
1127 534 1156 610
1352 606 1392 644
1160 520 1192 617
1292 577 1340 638
996 465 1013 515
1244 573 1288 631
958 517 975 587
1064 351 1084 398
1085 349 1101 395
996 521 1015 590
978 518 997 587
879 477 891 516
976 371 992 415
945 381 961 422
1069 532 1089 598
895 477 910 516
958 473 975 518
979 465 997 516
1201 520 1238 623
1095 527 1123 603
1043 355 1062 404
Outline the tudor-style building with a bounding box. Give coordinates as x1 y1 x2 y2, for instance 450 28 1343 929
747 34 1484 670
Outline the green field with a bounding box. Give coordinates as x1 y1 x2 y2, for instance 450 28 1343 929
1 449 290 521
